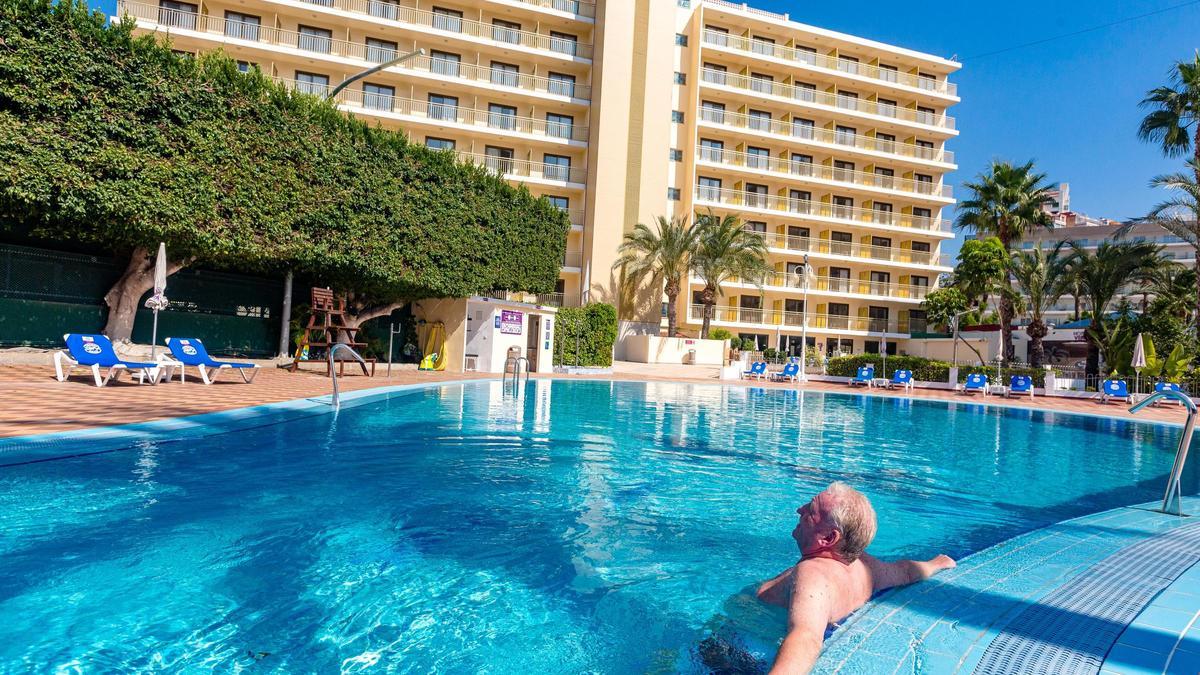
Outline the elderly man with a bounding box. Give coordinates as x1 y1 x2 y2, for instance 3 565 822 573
757 482 956 674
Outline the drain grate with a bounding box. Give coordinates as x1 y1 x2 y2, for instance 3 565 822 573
973 519 1200 675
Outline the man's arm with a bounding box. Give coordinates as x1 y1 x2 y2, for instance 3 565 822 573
862 553 955 592
756 565 795 608
769 565 834 675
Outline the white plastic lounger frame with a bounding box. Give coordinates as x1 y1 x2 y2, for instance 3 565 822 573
53 351 161 387
192 362 260 386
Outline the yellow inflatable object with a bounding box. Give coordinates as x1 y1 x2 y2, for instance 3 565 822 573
419 321 447 371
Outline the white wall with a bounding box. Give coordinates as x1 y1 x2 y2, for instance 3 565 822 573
467 300 556 374
624 335 727 365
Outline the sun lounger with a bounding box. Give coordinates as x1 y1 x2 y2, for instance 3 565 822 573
958 373 988 396
1008 375 1034 399
1099 379 1130 404
1153 381 1184 405
165 337 260 385
848 365 874 387
54 333 162 387
771 362 800 383
742 361 767 380
886 370 914 393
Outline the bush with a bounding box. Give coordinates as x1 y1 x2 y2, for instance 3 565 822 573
708 328 733 342
554 303 617 367
825 354 1053 386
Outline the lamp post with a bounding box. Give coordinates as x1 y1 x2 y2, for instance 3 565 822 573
800 254 811 383
327 48 426 101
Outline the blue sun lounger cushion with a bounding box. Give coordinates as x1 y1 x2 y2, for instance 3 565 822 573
54 333 162 387
771 362 800 383
1009 375 1034 399
1100 379 1129 404
166 337 260 385
960 373 988 395
887 370 913 392
849 365 874 387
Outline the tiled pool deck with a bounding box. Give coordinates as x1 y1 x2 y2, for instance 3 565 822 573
818 497 1200 674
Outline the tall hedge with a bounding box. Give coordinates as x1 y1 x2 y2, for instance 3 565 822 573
0 0 568 300
554 303 617 367
826 354 1053 386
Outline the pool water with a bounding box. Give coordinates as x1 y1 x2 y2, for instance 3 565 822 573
1 380 1196 672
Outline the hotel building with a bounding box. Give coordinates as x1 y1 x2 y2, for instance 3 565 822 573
105 0 960 358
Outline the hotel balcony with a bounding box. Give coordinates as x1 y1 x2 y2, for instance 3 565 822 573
695 147 952 203
694 186 955 236
284 80 589 144
457 151 586 188
690 272 930 302
696 107 954 168
754 231 949 270
118 2 592 102
699 29 957 100
699 69 956 134
562 250 583 271
492 0 596 20
686 304 910 337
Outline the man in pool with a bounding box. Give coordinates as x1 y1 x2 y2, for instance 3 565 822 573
756 482 956 674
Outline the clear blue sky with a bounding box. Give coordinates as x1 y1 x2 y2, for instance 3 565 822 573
751 0 1200 256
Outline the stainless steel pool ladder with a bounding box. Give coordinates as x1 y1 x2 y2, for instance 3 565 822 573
1129 389 1197 516
328 343 367 410
503 356 530 388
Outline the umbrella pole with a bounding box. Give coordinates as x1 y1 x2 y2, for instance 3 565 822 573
151 309 159 361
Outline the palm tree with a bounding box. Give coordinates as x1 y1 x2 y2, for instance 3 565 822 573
1065 241 1164 376
1139 53 1200 184
613 215 699 338
690 212 771 339
1146 265 1197 322
1008 245 1071 368
955 160 1055 361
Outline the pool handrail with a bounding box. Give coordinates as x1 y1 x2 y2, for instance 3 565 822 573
1129 389 1196 516
329 343 367 410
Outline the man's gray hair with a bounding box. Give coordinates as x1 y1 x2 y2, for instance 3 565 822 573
825 482 877 562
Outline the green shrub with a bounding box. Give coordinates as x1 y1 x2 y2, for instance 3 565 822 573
554 303 617 367
708 328 733 342
826 354 1053 387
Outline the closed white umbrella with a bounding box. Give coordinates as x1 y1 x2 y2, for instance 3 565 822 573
144 242 170 360
1131 333 1147 396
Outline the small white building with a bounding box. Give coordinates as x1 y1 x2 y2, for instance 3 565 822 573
413 296 556 374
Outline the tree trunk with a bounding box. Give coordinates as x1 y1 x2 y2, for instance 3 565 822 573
664 278 679 338
102 247 187 342
1027 319 1047 368
1085 319 1101 377
700 285 716 339
340 300 406 343
999 295 1015 362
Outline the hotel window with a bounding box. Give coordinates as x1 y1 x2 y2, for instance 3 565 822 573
158 0 197 29
867 306 890 332
745 183 768 207
488 103 518 130
701 100 726 123
910 240 931 259
874 167 895 188
546 195 569 211
915 173 934 194
675 33 688 46
425 137 455 151
790 153 813 175
873 202 894 225
297 25 332 53
837 55 859 75
223 11 260 40
672 110 685 123
908 309 928 332
795 45 817 65
362 82 395 111
869 271 891 292
789 189 811 213
911 275 930 289
669 149 683 162
787 226 810 250
750 35 775 56
828 303 850 330
491 62 520 88
543 154 571 182
668 187 681 200
368 0 398 19
833 160 855 182
791 117 814 139
427 94 458 121
748 109 772 131
835 125 857 145
876 97 897 118
915 139 936 159
837 90 859 111
875 132 896 154
705 24 729 46
432 6 463 32
548 72 576 97
878 64 898 82
674 72 687 85
550 31 578 56
484 146 515 175
546 112 574 139
738 296 762 323
912 207 933 226
744 221 767 233
830 232 853 256
795 82 816 102
236 60 256 73
697 177 721 201
430 51 461 77
832 196 854 219
746 146 770 169
871 236 892 249
702 62 727 85
492 19 521 44
750 72 774 94
917 106 937 125
918 72 937 91
365 37 398 63
699 138 724 161
295 71 329 95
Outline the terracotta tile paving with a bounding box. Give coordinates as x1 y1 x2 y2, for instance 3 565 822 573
0 362 1189 439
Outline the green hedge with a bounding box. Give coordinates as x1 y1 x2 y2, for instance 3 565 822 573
554 303 617 367
826 354 1052 387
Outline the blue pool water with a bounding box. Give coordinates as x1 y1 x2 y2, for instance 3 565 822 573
1 380 1196 672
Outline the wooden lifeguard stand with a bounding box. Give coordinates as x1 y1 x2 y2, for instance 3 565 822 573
290 287 369 374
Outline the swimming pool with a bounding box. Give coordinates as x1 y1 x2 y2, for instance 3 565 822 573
1 380 1196 672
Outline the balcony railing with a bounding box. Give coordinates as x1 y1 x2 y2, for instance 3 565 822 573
695 147 952 199
755 231 944 267
696 107 953 165
295 0 593 58
505 0 596 18
688 303 909 333
695 186 952 232
697 272 930 300
457 151 586 184
563 251 584 268
700 69 955 131
701 29 957 98
118 2 591 101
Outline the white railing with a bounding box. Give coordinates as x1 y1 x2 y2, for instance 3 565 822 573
755 231 943 267
688 303 910 333
295 0 593 58
701 29 956 97
695 147 952 199
700 68 955 131
695 185 952 232
563 251 584 268
118 2 591 101
695 272 930 300
696 107 954 165
506 0 596 19
457 151 586 184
